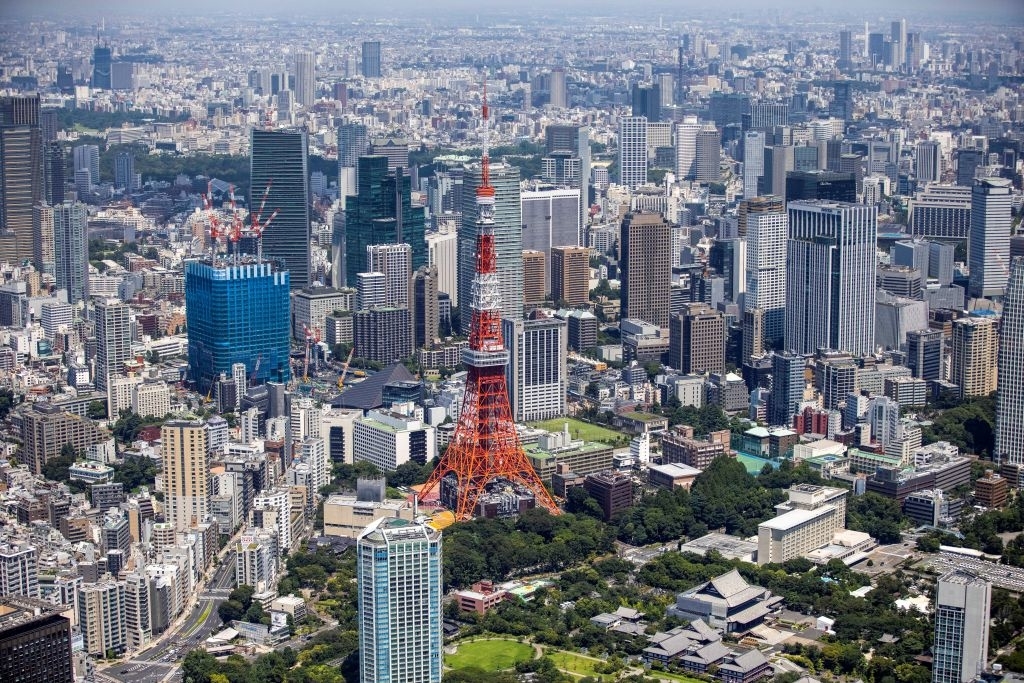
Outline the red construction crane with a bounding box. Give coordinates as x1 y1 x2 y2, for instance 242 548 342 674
201 181 223 247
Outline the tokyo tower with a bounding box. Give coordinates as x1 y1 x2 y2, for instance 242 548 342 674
417 86 560 521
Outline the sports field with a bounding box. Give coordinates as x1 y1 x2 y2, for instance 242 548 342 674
445 638 534 672
530 417 629 446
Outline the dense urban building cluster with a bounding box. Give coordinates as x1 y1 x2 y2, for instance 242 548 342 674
0 2 1021 683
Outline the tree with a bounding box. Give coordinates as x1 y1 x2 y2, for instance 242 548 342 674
87 400 108 420
0 389 18 420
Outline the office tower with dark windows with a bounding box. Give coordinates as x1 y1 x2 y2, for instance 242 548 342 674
115 152 136 192
459 161 521 333
832 82 854 123
411 264 439 350
618 116 648 189
891 19 907 69
996 258 1024 465
185 260 291 395
54 201 88 305
906 329 944 382
786 201 877 355
503 317 568 422
361 41 382 78
695 124 721 183
620 211 671 330
92 46 112 89
838 30 853 70
294 50 315 107
760 145 794 199
250 129 311 289
968 178 1012 300
0 596 73 683
346 156 425 287
669 304 727 376
785 170 856 203
908 184 972 240
956 148 983 187
0 94 43 265
357 518 442 683
631 83 661 121
932 571 990 683
45 142 65 206
769 352 806 427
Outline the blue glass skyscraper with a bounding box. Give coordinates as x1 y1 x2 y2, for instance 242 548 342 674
357 518 442 683
185 260 291 394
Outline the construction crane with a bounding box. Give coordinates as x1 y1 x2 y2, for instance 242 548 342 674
301 324 316 383
248 180 280 264
201 181 223 250
337 347 354 388
249 354 262 387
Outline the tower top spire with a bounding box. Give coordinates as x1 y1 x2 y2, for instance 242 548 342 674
478 80 494 199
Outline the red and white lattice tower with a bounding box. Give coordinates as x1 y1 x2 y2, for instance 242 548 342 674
417 84 560 521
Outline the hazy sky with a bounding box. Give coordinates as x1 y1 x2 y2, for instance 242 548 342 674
3 0 1023 22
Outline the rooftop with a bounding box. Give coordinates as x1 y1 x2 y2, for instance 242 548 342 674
759 505 834 531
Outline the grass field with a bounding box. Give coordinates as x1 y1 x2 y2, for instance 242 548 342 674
445 638 534 672
530 417 629 446
650 671 707 683
547 650 615 680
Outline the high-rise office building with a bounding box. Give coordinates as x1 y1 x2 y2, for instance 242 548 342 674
293 50 315 107
956 148 984 187
620 211 671 329
73 144 99 188
745 102 790 131
786 201 877 355
932 570 990 683
346 156 426 286
0 596 73 683
549 67 567 108
618 116 648 189
337 122 369 169
916 140 942 183
367 242 412 308
543 124 591 243
550 246 590 306
32 203 54 277
785 170 856 202
742 308 765 362
838 30 853 71
361 41 382 78
768 352 806 427
411 264 439 349
742 131 765 198
968 178 1012 300
906 329 944 382
45 142 65 206
352 307 412 363
694 124 721 183
459 162 522 333
908 184 972 240
0 94 43 265
520 187 581 266
996 258 1024 464
94 298 132 393
92 46 112 89
503 316 568 422
742 198 787 346
357 517 442 683
832 82 854 124
115 151 136 192
78 580 126 656
54 201 88 305
675 116 701 180
522 250 546 306
890 19 907 69
760 146 794 199
951 316 998 399
161 420 210 532
185 260 291 395
631 83 661 121
250 129 311 289
669 304 726 375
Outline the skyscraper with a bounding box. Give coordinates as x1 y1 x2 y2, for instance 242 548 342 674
550 246 590 306
890 19 907 70
92 46 112 89
346 157 425 286
785 170 857 203
0 94 43 265
996 257 1024 464
742 131 765 198
786 201 877 355
73 144 100 188
916 140 942 183
361 41 382 78
32 203 54 277
45 142 65 206
520 187 581 266
459 162 522 333
95 298 132 394
411 264 439 349
53 201 88 305
669 304 726 375
906 329 944 381
838 30 853 71
951 316 998 399
620 211 671 329
768 351 806 427
503 317 568 422
367 242 412 309
115 151 136 191
549 67 567 108
631 83 661 121
357 518 442 683
675 116 701 180
185 260 291 395
618 116 648 189
293 50 315 107
743 198 787 346
968 178 1012 300
694 123 721 183
337 122 369 168
542 124 591 242
250 129 311 289
161 420 210 532
932 571 990 683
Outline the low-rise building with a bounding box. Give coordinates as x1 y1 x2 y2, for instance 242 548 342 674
667 569 783 633
648 462 702 490
322 495 415 539
453 580 508 615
